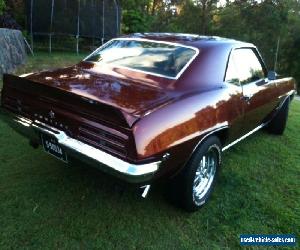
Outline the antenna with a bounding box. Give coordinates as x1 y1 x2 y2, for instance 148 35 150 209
274 37 280 72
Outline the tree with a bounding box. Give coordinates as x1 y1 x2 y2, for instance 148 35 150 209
213 0 290 68
0 0 5 15
279 0 300 93
120 0 185 33
4 0 25 27
122 9 153 33
120 0 153 33
171 0 217 34
194 0 218 34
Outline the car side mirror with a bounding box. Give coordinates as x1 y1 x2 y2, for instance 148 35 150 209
268 71 277 80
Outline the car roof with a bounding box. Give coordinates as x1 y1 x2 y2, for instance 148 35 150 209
121 33 254 49
114 33 258 90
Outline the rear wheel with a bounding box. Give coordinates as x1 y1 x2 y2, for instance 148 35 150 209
168 136 221 212
266 97 290 135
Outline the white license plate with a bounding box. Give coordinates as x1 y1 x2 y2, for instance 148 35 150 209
41 133 68 163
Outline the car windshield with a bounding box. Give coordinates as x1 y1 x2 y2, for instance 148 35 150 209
84 39 197 79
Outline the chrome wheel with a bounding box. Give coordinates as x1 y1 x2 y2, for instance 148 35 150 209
192 147 218 206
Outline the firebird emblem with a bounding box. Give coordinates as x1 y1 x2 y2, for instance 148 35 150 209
49 110 55 119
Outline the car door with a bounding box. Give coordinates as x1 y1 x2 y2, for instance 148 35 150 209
229 48 279 134
224 49 245 142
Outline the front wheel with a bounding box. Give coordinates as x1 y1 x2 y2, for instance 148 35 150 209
169 136 222 212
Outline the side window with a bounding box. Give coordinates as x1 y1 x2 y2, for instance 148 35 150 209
225 52 240 86
232 48 266 85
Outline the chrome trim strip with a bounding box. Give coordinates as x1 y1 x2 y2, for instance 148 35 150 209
222 124 265 152
173 124 228 179
3 113 161 183
191 123 229 156
222 90 294 152
265 92 294 126
34 121 160 176
276 94 291 111
84 37 200 80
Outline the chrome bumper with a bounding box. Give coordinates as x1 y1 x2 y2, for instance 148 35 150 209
0 110 162 183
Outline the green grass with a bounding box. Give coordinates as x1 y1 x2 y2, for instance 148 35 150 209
0 52 85 89
0 53 299 249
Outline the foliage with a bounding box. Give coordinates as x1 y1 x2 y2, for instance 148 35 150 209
279 0 300 93
5 0 25 26
213 1 288 69
122 10 153 33
212 0 300 92
0 0 5 15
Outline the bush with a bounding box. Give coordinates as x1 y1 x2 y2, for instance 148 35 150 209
122 10 153 33
0 0 6 15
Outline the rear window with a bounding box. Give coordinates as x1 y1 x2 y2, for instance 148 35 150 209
85 39 198 79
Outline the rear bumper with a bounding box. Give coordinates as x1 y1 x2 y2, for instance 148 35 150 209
0 109 162 183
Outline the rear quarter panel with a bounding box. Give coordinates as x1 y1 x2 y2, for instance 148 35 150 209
132 85 243 178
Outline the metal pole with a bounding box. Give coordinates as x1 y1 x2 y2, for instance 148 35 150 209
76 0 80 55
102 0 105 44
274 37 280 72
30 0 34 53
113 0 119 36
23 37 34 56
49 0 55 53
49 34 52 53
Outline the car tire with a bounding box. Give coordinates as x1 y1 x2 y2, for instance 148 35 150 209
266 97 290 135
168 136 222 212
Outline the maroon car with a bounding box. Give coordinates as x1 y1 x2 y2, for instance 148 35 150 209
0 33 296 211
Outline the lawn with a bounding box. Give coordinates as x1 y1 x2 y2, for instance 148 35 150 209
0 52 85 89
0 53 299 249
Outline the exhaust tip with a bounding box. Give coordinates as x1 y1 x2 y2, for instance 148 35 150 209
140 185 151 198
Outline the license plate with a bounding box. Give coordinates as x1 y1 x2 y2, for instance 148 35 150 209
41 133 68 163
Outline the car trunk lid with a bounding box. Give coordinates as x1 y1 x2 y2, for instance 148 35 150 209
22 63 177 119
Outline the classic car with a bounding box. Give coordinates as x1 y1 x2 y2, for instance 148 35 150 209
0 33 296 211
